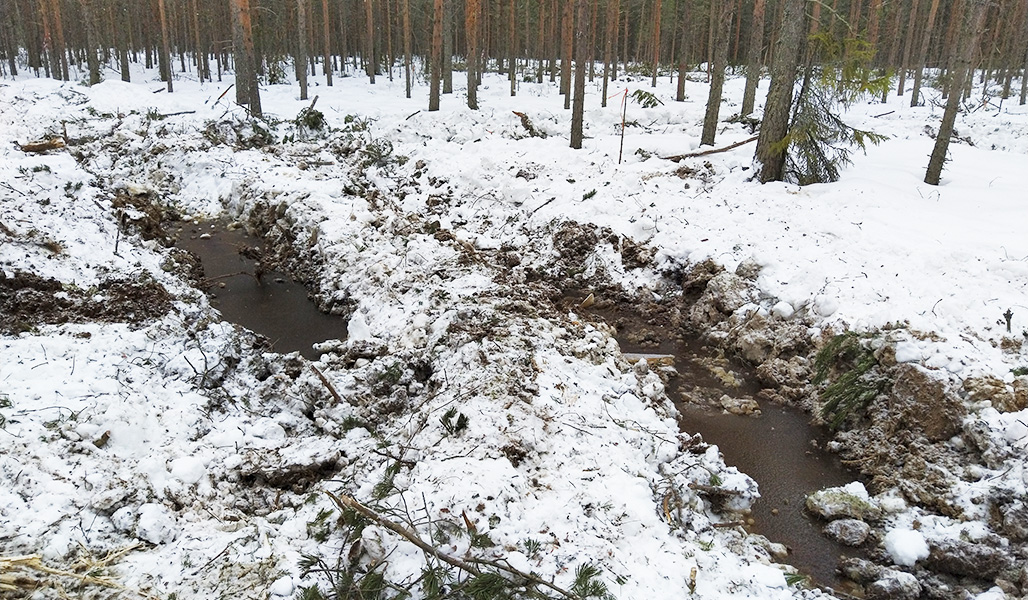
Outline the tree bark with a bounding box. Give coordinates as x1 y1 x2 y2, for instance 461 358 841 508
297 0 309 99
753 0 808 183
429 0 443 111
158 0 173 92
509 0 516 96
442 0 452 93
48 0 68 80
232 0 262 116
909 0 941 106
561 0 574 105
404 0 412 98
651 0 662 87
741 0 767 116
1021 3 1028 105
701 0 733 146
571 0 588 149
365 0 376 83
925 0 988 185
322 0 332 85
466 0 480 108
896 0 921 95
80 0 102 85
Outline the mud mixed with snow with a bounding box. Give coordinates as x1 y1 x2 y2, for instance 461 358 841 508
1 63 1027 600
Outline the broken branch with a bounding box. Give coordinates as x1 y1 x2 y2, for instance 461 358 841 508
662 135 757 162
325 491 582 600
18 138 66 153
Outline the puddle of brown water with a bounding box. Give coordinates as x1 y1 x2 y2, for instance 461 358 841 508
175 223 348 359
582 304 865 592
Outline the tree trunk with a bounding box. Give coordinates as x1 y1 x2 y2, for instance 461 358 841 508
48 0 68 80
753 0 808 183
157 0 173 91
701 0 733 146
322 0 332 85
365 0 376 83
442 0 452 93
509 0 516 96
2 0 17 76
429 0 443 111
741 0 766 116
603 0 620 106
297 0 309 99
232 0 262 116
561 0 573 105
385 0 393 81
1021 3 1028 105
191 0 208 81
466 0 480 108
651 0 662 87
404 0 412 98
897 0 921 95
925 0 988 185
909 0 941 106
80 0 102 85
571 0 588 149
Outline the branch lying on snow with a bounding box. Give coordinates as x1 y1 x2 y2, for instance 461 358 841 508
662 135 757 162
326 491 589 600
17 138 66 153
1 545 147 597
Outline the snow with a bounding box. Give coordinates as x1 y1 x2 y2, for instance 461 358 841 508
883 528 930 567
1 60 1027 599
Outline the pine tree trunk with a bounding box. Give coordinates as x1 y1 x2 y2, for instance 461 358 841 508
49 0 68 80
925 0 987 185
365 0 376 83
741 0 766 116
429 0 443 111
897 0 921 95
404 0 412 98
322 0 332 85
571 0 588 149
158 0 173 91
561 0 573 105
2 0 17 76
232 0 262 116
80 0 102 85
442 0 452 93
602 0 616 107
297 0 309 99
701 0 733 146
754 0 808 183
191 0 207 82
909 0 940 105
385 0 394 81
1021 3 1028 105
509 0 516 96
466 0 480 108
651 0 662 87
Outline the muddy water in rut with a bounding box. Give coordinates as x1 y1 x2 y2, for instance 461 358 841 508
175 223 348 359
586 306 865 591
179 225 863 589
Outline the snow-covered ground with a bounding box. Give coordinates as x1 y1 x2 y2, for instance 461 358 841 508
1 61 1027 600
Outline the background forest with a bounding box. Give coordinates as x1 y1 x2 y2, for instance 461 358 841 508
2 0 1026 185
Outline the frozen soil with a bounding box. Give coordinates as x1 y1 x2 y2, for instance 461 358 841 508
1 70 1027 600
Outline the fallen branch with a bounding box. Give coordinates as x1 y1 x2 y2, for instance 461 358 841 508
157 110 197 118
18 138 66 153
326 491 583 600
512 111 547 138
688 483 744 496
662 135 757 162
310 365 343 404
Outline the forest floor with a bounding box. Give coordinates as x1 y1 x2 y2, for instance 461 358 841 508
1 65 1027 600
